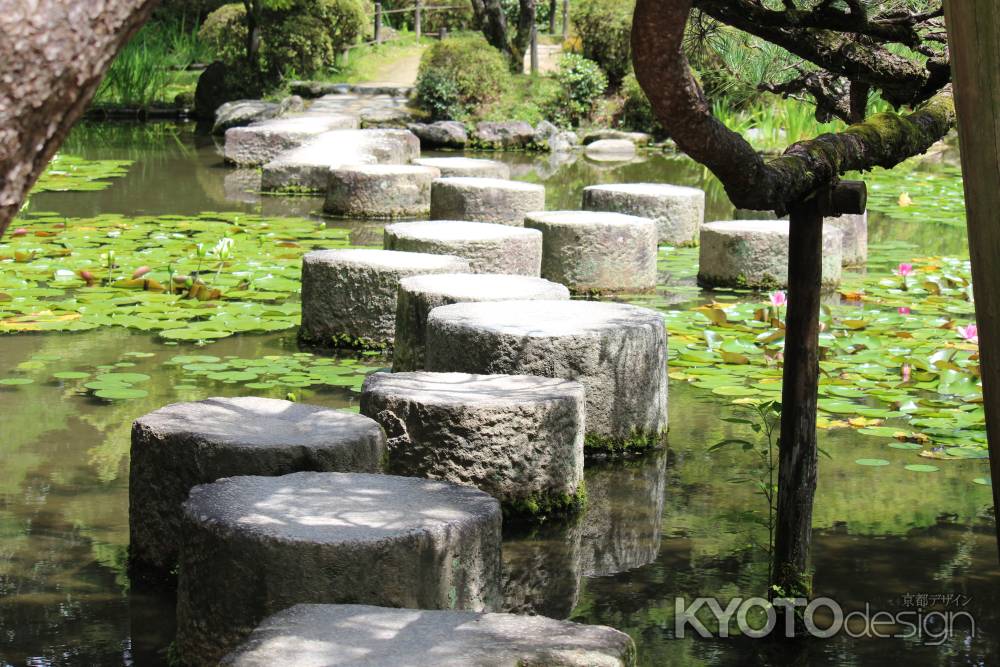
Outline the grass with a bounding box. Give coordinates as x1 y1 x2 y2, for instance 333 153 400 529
93 19 210 108
475 74 561 125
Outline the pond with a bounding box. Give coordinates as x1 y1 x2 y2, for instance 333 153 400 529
0 122 995 666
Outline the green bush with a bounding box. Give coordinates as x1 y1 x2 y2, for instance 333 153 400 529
571 0 633 87
415 67 462 120
546 53 607 126
617 72 664 136
199 0 366 81
198 3 248 65
415 35 511 119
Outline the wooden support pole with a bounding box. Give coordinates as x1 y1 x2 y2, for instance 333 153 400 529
374 2 382 44
944 0 1000 551
562 0 569 40
530 24 539 75
550 0 557 34
773 181 866 599
415 0 422 41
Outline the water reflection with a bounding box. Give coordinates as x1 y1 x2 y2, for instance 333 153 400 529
501 520 583 619
580 450 668 578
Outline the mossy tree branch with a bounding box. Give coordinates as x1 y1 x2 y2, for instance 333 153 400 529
632 0 956 214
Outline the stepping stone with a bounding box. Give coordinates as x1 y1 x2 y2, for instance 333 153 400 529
582 183 706 246
361 371 585 515
825 210 868 266
425 300 668 452
580 449 667 577
698 219 843 289
261 129 420 191
128 397 385 579
175 472 502 666
412 157 511 179
383 220 544 276
584 139 637 162
220 604 636 667
324 164 441 218
224 114 359 166
299 249 469 350
431 177 546 226
392 273 569 371
523 211 658 294
582 129 652 146
731 208 869 267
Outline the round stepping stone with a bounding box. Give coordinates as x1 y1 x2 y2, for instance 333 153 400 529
698 219 843 289
300 249 470 349
383 220 544 276
220 604 636 667
584 139 637 162
523 210 658 294
128 397 386 579
583 182 706 246
825 210 868 266
176 472 502 665
430 177 546 226
224 114 359 166
361 371 585 514
392 273 569 371
324 164 441 219
580 449 667 577
413 157 511 179
425 300 668 452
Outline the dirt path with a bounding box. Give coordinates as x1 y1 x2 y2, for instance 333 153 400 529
365 49 425 87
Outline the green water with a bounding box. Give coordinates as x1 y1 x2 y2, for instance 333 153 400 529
0 123 994 666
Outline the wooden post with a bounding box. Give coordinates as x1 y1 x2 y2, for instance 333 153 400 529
374 2 382 44
530 24 539 75
549 0 557 34
945 0 1000 555
340 48 349 65
439 27 448 41
773 182 866 600
415 0 422 41
562 0 569 40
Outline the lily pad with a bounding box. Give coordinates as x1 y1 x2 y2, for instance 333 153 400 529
855 458 891 467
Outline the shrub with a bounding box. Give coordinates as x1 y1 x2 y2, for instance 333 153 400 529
617 72 664 136
415 35 511 119
546 53 607 126
415 68 463 120
199 0 366 81
571 0 633 87
198 3 248 65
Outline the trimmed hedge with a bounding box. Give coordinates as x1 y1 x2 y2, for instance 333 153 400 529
571 0 633 87
415 35 511 120
199 0 366 81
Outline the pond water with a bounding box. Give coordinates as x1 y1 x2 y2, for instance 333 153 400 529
0 123 995 666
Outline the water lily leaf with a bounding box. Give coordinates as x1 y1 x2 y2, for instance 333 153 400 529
52 371 90 380
904 464 939 472
0 377 33 385
855 458 891 467
94 387 149 400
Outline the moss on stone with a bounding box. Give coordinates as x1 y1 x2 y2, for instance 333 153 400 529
584 430 667 458
297 329 391 354
503 482 587 522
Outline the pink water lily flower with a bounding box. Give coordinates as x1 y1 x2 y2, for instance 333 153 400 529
897 263 914 277
770 291 787 307
898 306 911 315
957 323 979 344
902 363 911 383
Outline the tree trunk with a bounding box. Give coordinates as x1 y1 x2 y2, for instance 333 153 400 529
549 0 557 34
511 0 537 73
0 0 160 236
944 0 1000 555
470 0 515 64
773 192 825 600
